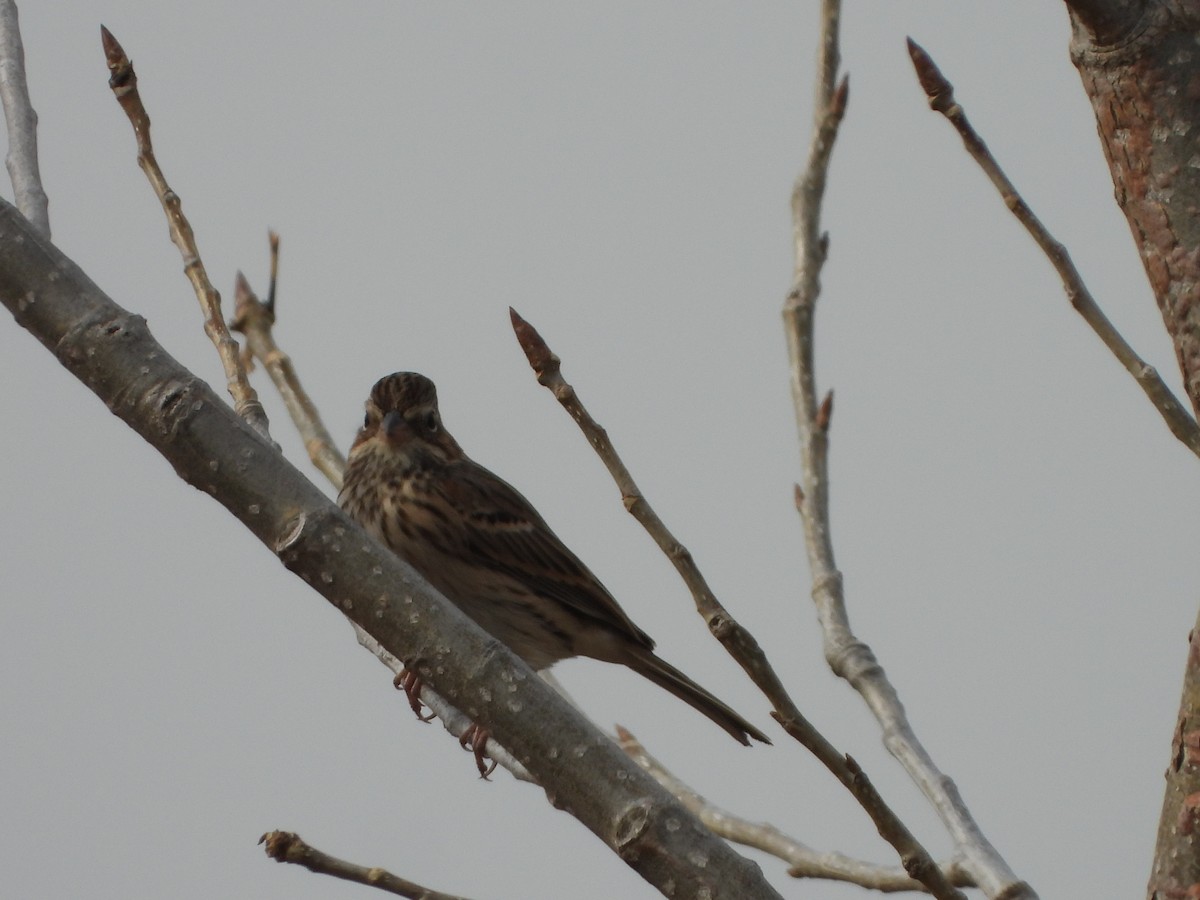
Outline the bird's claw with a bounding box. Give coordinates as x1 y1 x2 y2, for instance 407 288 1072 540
393 670 496 777
393 669 437 722
459 723 498 779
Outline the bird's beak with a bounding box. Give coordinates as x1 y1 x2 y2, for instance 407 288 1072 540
382 411 407 443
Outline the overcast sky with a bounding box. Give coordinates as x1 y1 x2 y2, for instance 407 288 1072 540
3 3 1194 899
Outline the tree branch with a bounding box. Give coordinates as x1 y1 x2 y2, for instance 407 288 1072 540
232 261 347 489
1067 2 1200 419
508 308 783 716
782 5 1034 899
100 26 271 442
907 37 1200 460
509 307 963 899
0 0 48 236
260 831 474 900
0 199 782 900
617 728 975 894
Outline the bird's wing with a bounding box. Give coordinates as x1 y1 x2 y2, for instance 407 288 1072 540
435 458 656 651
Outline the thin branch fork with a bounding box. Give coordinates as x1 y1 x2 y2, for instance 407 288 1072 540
618 727 976 894
906 37 1200 460
783 5 1033 899
99 25 272 442
231 251 348 490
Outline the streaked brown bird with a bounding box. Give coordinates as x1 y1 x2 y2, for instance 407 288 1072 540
339 372 769 770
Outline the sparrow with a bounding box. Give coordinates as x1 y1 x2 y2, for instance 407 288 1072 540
339 372 769 771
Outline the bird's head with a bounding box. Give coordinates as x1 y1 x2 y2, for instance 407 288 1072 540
349 371 463 464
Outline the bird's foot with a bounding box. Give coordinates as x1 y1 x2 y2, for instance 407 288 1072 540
459 723 498 779
393 669 437 722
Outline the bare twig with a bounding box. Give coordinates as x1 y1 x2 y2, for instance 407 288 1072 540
260 831 475 899
509 307 786 707
782 7 1034 899
99 26 271 442
617 727 975 894
907 37 1200 460
231 255 347 489
510 308 963 900
0 0 47 236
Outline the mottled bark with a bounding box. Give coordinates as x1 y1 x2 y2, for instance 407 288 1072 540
1066 2 1200 895
1148 608 1200 898
1070 1 1200 417
1069 0 1147 45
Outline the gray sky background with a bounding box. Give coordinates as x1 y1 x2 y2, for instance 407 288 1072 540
2 3 1194 898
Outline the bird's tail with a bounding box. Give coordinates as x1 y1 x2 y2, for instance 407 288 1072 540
623 647 771 746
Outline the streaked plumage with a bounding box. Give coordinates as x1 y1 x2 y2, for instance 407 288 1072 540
339 372 768 746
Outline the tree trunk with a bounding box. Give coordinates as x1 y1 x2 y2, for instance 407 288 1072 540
1066 1 1200 894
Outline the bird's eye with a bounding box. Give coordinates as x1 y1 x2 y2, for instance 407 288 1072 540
424 412 439 433
363 412 372 429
